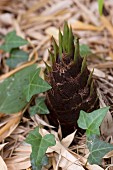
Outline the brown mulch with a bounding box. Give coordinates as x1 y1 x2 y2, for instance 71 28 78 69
0 0 113 170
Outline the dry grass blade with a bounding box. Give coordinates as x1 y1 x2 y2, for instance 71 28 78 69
101 16 113 36
0 112 23 142
70 20 104 31
73 0 99 25
22 0 50 18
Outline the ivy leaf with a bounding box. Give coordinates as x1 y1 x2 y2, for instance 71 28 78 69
26 127 56 170
24 68 51 102
98 0 104 15
77 107 109 137
29 96 49 116
0 64 37 114
87 135 113 164
6 49 29 69
80 44 92 57
0 31 28 52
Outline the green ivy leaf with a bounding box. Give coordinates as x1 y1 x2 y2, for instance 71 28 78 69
29 96 49 116
6 49 29 69
26 127 56 170
0 64 37 114
80 44 92 57
98 0 104 15
77 107 109 137
0 31 28 52
24 68 51 102
87 135 113 164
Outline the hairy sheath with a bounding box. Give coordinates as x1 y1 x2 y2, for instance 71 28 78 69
45 22 99 137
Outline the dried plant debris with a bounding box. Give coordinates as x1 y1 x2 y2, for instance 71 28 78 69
0 0 113 170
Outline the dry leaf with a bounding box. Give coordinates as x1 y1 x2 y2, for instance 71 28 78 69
87 164 104 170
57 123 62 140
0 156 7 170
55 153 85 170
0 143 8 151
104 150 113 159
0 112 22 142
41 129 84 169
31 114 55 128
88 68 106 78
61 130 76 148
97 89 113 137
5 143 31 170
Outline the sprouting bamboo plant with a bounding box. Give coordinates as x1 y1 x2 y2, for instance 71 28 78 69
45 22 99 137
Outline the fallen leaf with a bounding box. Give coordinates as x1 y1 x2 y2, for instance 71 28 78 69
0 143 8 151
61 130 76 148
0 156 7 170
56 153 85 170
104 150 113 159
41 129 85 169
31 114 55 128
0 112 22 142
87 164 104 170
97 89 113 137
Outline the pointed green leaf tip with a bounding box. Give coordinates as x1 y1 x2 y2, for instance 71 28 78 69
59 29 63 60
68 26 74 55
81 56 87 74
90 80 94 96
49 22 75 62
48 49 55 65
63 21 69 52
87 68 94 86
77 106 110 137
43 60 52 73
52 36 58 61
74 37 80 63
